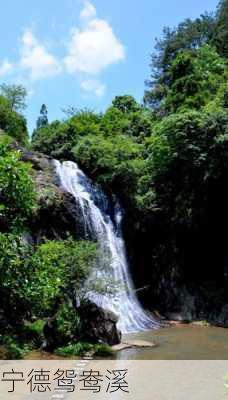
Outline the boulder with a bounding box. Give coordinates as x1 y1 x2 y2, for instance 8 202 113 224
43 301 121 350
78 301 121 346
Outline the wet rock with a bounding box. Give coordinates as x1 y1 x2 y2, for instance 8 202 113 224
191 320 210 327
212 304 228 328
78 301 121 346
43 301 121 350
165 312 188 322
112 340 156 352
20 150 85 241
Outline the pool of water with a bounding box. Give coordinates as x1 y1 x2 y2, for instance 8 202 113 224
116 325 228 360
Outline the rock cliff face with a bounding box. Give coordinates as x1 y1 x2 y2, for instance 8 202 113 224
21 150 85 243
124 214 228 327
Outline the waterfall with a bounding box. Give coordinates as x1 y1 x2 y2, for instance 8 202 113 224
54 160 160 333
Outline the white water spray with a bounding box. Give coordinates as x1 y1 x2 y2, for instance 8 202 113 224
55 160 159 333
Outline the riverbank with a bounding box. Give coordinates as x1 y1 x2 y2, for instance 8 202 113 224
12 324 228 360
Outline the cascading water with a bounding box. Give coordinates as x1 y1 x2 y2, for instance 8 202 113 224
54 160 160 333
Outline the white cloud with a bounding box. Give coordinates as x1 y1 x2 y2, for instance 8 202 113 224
80 0 96 20
64 6 125 75
80 79 106 97
0 59 13 77
0 3 125 98
19 30 62 80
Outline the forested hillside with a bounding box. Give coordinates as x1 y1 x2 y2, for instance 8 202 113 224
0 0 228 358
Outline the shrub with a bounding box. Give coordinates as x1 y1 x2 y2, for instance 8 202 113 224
3 336 32 360
0 143 36 231
27 238 98 316
0 233 32 322
55 342 113 357
0 95 28 145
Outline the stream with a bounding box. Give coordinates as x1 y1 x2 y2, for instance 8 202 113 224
115 325 228 360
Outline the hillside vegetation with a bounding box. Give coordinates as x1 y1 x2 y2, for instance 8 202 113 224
0 0 228 357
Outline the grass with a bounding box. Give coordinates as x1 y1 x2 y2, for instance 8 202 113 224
54 342 113 357
2 336 33 359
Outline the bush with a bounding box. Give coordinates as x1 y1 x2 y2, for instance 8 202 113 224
51 302 81 344
0 95 28 145
0 143 36 231
24 320 45 346
2 336 32 359
27 239 98 316
0 235 98 339
0 233 32 322
55 342 113 357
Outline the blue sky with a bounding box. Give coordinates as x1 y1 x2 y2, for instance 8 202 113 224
0 0 219 132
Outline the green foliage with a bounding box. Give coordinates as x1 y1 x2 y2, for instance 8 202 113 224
145 110 228 226
144 14 215 109
32 110 101 159
0 233 32 320
145 42 227 116
144 0 228 113
0 95 28 144
74 132 148 211
24 320 45 338
27 239 98 315
55 342 113 357
0 84 27 112
101 103 153 140
2 336 32 360
2 0 228 355
213 0 228 57
36 104 48 130
164 45 227 113
112 95 140 113
0 144 36 231
32 98 153 160
32 99 153 210
0 234 98 342
74 134 142 182
94 343 113 356
23 320 45 347
53 302 81 343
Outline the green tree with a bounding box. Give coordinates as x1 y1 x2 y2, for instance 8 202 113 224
213 0 228 57
26 239 98 315
73 133 145 209
32 110 101 159
0 143 36 231
36 104 48 129
144 14 215 110
0 84 27 112
145 111 228 226
0 95 28 145
0 236 98 329
164 45 227 113
112 95 140 113
0 233 32 324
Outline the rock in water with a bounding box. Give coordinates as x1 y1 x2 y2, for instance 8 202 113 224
78 301 121 345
